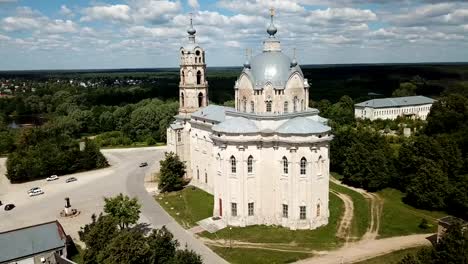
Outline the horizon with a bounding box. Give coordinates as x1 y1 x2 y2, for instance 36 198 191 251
1 0 468 70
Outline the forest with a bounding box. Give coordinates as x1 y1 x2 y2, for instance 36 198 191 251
0 63 467 214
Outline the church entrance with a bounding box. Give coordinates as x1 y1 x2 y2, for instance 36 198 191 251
219 198 223 217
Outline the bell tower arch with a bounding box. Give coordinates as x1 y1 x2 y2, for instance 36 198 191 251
179 14 209 115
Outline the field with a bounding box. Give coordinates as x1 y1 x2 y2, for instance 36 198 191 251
354 246 427 264
211 247 313 264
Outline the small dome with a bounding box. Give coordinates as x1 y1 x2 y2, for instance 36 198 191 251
267 23 277 37
187 26 196 36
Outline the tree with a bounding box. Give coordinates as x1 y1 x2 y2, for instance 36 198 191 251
78 214 119 264
392 82 417 97
171 247 203 264
147 226 178 263
158 152 187 192
97 229 150 264
104 193 141 229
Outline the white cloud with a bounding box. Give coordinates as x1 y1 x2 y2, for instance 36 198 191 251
307 7 377 25
60 5 73 17
2 16 41 31
188 0 200 9
0 34 10 41
225 40 241 47
131 0 181 23
81 5 132 23
218 0 305 14
45 20 77 34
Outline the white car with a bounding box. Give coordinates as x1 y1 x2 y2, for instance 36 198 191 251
29 189 44 197
27 187 41 194
46 175 59 181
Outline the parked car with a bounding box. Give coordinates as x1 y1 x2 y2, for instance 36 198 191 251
139 162 148 167
66 177 77 183
27 187 41 194
4 204 15 211
46 175 59 181
29 189 44 197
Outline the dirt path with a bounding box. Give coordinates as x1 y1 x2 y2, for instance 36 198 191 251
330 177 383 241
331 190 354 244
295 233 432 264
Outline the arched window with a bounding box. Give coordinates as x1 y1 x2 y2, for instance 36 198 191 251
230 156 236 173
266 101 272 112
282 157 288 174
250 101 255 113
217 153 222 172
197 168 200 180
318 156 323 175
180 92 184 107
300 157 307 175
197 70 202 85
301 99 304 110
247 155 253 173
205 172 208 183
242 97 247 112
198 92 203 107
284 101 289 113
316 203 321 217
181 71 185 84
293 97 298 112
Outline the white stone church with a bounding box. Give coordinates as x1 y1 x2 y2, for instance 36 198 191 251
167 12 333 230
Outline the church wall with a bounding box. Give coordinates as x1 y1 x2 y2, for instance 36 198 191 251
188 124 215 194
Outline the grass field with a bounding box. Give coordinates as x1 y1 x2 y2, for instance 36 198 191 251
354 246 427 264
156 186 214 228
330 181 370 240
210 246 313 264
200 192 344 251
378 188 446 238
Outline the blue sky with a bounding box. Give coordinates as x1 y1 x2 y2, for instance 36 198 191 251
0 0 467 70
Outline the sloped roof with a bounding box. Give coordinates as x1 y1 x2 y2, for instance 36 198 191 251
0 221 67 263
191 105 233 123
355 95 435 108
276 117 331 135
212 117 259 134
170 123 184 130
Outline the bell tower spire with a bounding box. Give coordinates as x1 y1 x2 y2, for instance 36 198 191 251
179 13 209 116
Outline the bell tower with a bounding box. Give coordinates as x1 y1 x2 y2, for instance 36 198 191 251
179 14 208 115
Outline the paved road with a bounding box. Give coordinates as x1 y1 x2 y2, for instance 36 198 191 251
0 147 226 264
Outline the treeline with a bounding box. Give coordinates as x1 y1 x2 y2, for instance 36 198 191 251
6 127 108 183
324 84 468 220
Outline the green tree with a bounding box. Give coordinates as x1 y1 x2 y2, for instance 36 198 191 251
147 226 178 263
97 229 150 264
104 193 141 229
172 247 203 264
392 82 417 97
158 152 187 192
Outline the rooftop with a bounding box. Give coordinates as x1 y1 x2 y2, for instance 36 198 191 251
0 221 67 263
355 95 435 109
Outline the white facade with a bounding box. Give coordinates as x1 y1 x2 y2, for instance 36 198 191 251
355 96 435 121
167 12 332 230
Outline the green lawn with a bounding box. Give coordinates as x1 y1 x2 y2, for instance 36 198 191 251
354 246 427 264
156 186 214 228
200 192 344 251
211 246 313 264
378 188 446 238
330 181 370 240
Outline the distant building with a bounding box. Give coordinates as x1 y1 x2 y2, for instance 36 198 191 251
437 216 468 243
354 95 435 121
167 10 332 230
0 220 74 264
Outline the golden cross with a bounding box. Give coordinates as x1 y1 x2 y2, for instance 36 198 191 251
270 7 275 17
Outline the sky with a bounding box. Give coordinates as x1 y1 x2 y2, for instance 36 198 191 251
0 0 467 70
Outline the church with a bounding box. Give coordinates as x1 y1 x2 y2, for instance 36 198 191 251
167 11 333 230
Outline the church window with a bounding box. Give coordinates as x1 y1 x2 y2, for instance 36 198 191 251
282 204 288 218
266 101 272 112
217 153 222 172
197 168 200 180
177 131 181 142
198 92 203 107
231 203 237 216
293 97 298 112
181 71 185 84
300 206 306 220
250 101 255 113
242 97 247 112
318 156 323 175
205 172 208 183
247 155 253 173
248 202 254 216
180 92 185 107
230 156 236 173
317 203 321 217
196 50 200 56
197 70 202 85
284 101 288 113
301 99 304 110
300 157 307 175
282 157 288 174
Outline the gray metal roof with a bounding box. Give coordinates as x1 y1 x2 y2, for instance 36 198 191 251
0 221 67 263
170 123 184 130
191 105 232 123
276 117 331 135
247 51 303 89
212 117 259 134
355 96 435 109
